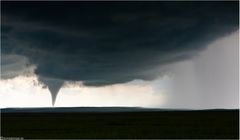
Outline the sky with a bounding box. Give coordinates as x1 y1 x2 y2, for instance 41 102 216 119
0 1 239 109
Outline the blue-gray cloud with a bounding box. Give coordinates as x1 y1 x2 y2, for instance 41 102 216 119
1 1 239 105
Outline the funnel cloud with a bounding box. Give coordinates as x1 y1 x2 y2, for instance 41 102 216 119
38 77 63 106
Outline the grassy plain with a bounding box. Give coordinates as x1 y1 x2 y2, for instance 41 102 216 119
1 109 239 139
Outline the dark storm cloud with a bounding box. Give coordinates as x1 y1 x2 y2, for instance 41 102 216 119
1 1 239 86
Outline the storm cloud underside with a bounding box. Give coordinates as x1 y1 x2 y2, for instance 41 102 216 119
1 2 239 106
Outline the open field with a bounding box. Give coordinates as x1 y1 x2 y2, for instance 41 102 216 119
1 108 239 139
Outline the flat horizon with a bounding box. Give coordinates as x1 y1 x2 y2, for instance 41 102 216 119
1 106 238 112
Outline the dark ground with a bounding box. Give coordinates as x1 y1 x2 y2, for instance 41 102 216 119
1 109 239 139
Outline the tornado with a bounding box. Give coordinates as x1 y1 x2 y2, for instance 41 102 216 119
38 77 63 106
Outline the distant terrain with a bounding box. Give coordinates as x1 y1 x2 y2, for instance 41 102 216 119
1 107 239 139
